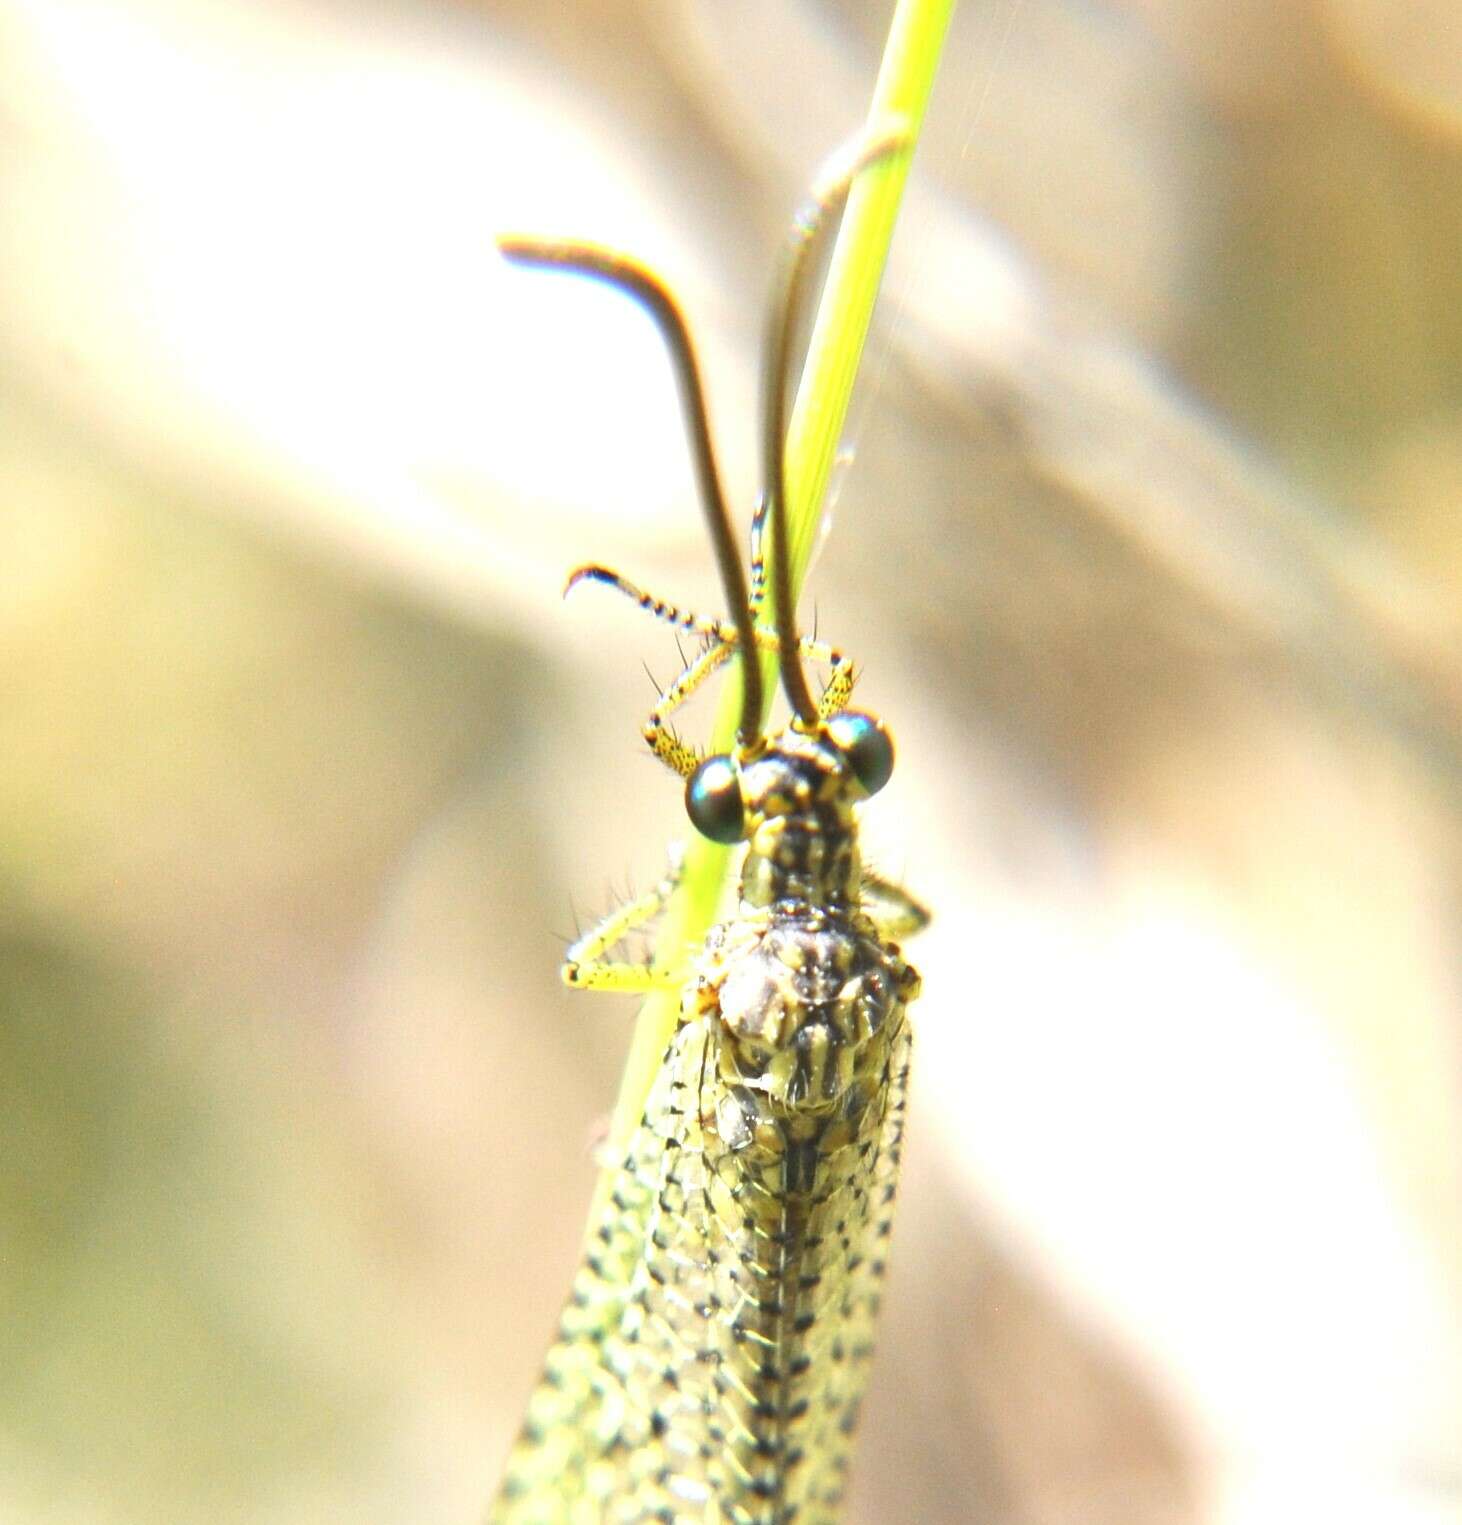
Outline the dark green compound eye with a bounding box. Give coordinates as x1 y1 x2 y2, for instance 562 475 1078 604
826 712 894 796
685 754 746 844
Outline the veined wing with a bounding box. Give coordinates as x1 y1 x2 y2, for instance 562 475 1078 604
489 991 913 1525
488 1014 711 1524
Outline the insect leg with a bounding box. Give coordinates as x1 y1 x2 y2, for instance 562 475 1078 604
646 629 858 777
859 872 931 939
748 494 770 611
574 549 861 774
562 859 688 991
643 638 739 778
800 637 856 718
566 564 740 644
568 563 778 778
646 621 861 774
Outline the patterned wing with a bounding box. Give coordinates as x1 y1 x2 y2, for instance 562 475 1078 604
488 1016 721 1524
491 969 915 1525
695 1012 913 1525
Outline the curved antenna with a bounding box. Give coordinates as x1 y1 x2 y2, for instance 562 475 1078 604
762 129 911 727
498 238 763 749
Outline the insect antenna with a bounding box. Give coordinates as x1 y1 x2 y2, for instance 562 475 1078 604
497 238 764 749
762 130 910 726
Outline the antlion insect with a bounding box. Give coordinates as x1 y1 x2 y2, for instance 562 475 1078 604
490 135 928 1525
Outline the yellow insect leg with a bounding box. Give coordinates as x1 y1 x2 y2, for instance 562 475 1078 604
642 639 739 779
561 862 687 991
860 870 931 939
646 628 857 776
807 638 856 719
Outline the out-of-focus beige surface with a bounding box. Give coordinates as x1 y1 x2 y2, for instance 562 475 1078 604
2 2 1459 1522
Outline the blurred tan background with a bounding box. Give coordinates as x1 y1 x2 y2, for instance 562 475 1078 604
2 1 1459 1522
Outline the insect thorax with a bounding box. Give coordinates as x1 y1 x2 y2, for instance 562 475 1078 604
734 726 868 913
699 907 913 1117
691 726 919 1119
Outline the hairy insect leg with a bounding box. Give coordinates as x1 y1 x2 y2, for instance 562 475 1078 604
860 872 931 939
807 638 856 720
643 638 739 778
646 629 858 775
566 564 739 644
562 859 687 991
569 563 744 778
572 560 863 771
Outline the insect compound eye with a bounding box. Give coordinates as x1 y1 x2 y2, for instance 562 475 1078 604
685 754 747 844
826 711 894 797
